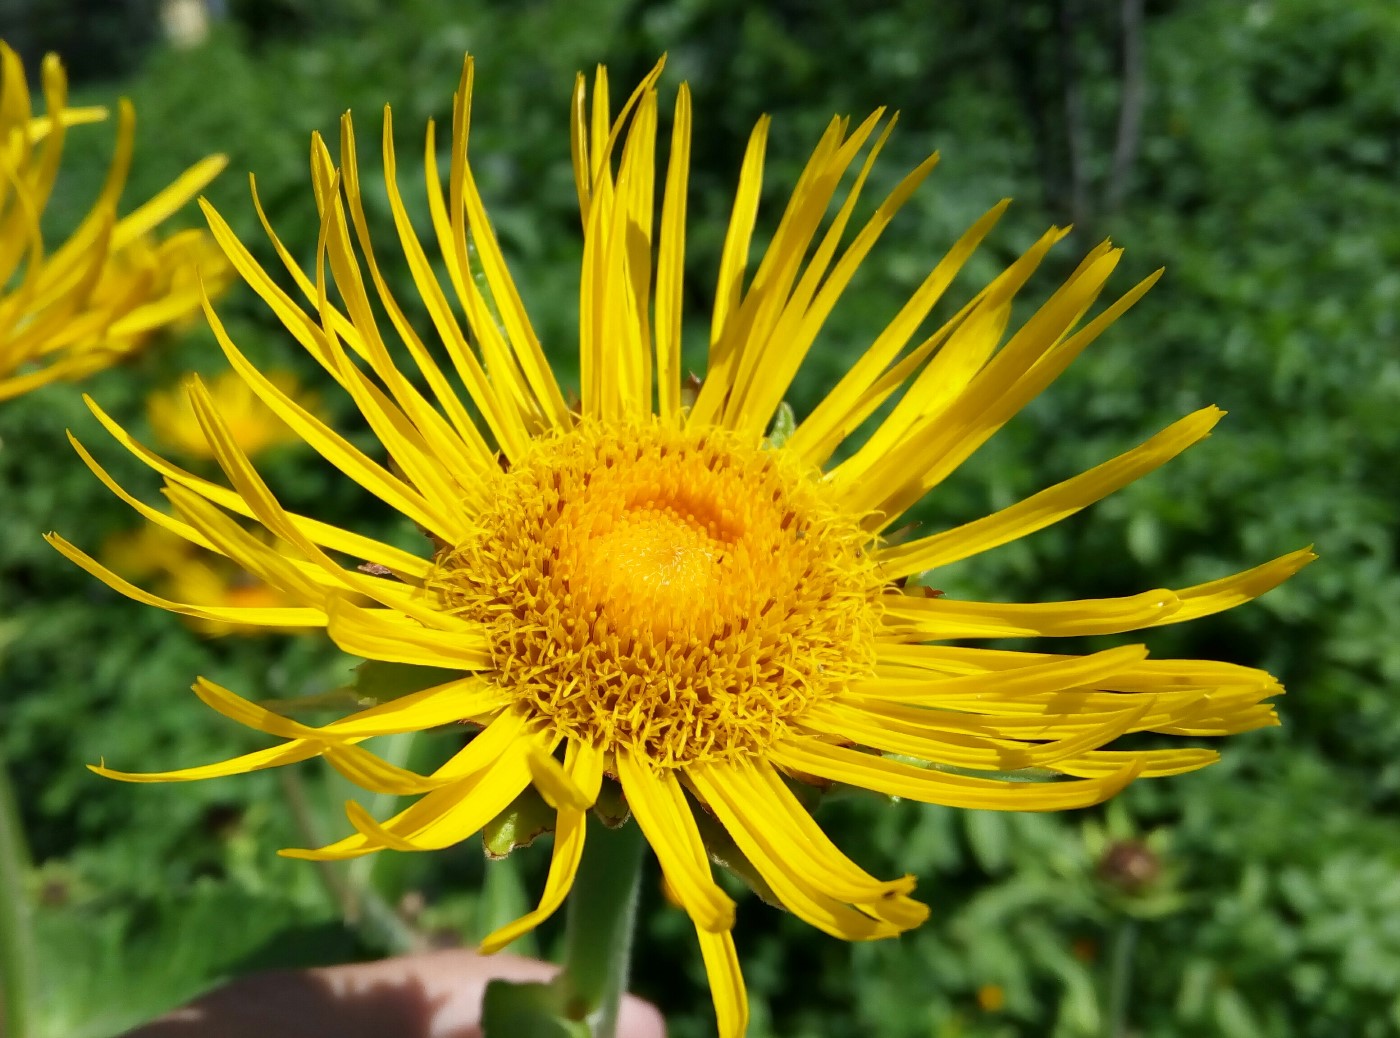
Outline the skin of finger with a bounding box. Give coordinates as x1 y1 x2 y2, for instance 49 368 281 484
120 950 666 1038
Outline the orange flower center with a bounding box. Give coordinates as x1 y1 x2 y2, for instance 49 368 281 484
429 418 881 766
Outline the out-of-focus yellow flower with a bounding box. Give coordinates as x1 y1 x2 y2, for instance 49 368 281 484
147 369 313 460
100 523 308 638
976 984 1006 1013
0 42 229 402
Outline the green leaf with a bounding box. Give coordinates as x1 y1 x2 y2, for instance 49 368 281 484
591 777 631 828
351 660 463 704
964 811 1010 873
480 979 590 1038
483 785 556 860
475 856 539 957
764 401 797 448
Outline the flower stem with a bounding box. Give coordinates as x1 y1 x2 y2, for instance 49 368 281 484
0 750 36 1038
555 817 647 1038
1106 917 1139 1038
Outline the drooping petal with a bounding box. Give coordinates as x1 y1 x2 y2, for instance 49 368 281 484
478 740 606 954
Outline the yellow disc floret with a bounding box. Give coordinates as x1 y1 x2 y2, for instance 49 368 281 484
429 419 882 766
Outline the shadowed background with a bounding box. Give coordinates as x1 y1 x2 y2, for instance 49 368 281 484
1 1 1395 1036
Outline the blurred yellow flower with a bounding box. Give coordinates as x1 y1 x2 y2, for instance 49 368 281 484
0 42 229 402
147 369 312 460
56 57 1312 1035
100 523 308 638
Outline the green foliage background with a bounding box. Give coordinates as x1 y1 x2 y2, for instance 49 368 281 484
2 0 1397 1035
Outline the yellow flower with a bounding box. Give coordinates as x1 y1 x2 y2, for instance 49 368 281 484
52 58 1311 1035
0 42 228 402
100 523 308 637
977 984 1006 1013
147 369 312 460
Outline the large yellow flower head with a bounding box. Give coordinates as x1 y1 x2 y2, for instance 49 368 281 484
0 43 229 401
53 58 1311 1035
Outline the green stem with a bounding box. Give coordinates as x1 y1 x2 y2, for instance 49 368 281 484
555 817 646 1038
0 750 36 1038
1106 917 1139 1038
277 768 421 954
479 855 539 959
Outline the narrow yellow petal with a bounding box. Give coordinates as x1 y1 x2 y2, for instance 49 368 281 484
878 407 1225 579
282 725 541 861
655 83 691 422
862 644 1148 702
323 678 509 739
688 764 923 940
90 740 325 783
696 926 748 1038
703 117 770 374
744 761 919 904
477 740 605 954
615 750 735 933
772 738 1142 811
804 699 1150 774
321 742 454 795
201 295 454 539
44 533 325 629
1141 548 1316 627
730 141 942 435
111 153 228 247
324 599 492 671
881 589 1179 639
787 198 1011 465
1054 748 1221 779
186 377 461 623
526 745 594 812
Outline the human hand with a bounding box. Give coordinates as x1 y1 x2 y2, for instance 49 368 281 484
121 950 666 1038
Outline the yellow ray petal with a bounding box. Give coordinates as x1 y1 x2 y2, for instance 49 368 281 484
378 107 529 458
201 294 456 540
881 589 1179 639
191 675 497 743
282 718 542 861
321 742 454 795
446 58 572 429
803 699 1150 774
654 83 692 423
325 598 492 671
1053 748 1221 779
80 397 430 581
729 141 943 436
44 533 326 629
862 644 1147 702
704 116 770 376
743 762 917 901
696 925 748 1038
772 738 1142 812
688 764 925 940
615 749 735 933
787 198 1011 465
878 407 1225 579
1140 548 1316 627
525 745 594 812
185 377 461 624
90 740 325 783
478 740 606 954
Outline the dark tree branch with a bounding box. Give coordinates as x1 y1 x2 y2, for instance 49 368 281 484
1056 0 1092 231
1107 0 1146 214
